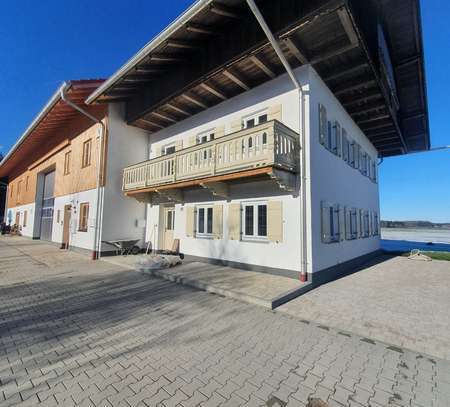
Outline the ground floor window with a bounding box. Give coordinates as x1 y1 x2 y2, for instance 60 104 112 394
79 203 89 232
242 202 267 240
197 206 213 237
23 211 27 227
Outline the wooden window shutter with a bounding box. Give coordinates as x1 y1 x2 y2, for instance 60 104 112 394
212 204 223 239
267 104 282 122
338 205 345 241
154 145 162 157
186 206 195 237
175 140 183 151
267 201 283 243
345 207 351 240
214 126 225 138
334 121 341 156
187 136 197 147
356 208 361 238
230 119 242 133
321 201 332 243
319 104 327 145
228 203 241 240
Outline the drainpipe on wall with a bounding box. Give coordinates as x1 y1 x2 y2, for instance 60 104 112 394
60 83 106 260
246 0 308 282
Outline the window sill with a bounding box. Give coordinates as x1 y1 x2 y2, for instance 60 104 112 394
241 236 269 243
195 234 213 240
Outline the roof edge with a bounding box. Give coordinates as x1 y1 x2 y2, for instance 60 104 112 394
85 0 213 105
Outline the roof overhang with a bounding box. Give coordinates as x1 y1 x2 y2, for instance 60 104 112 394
0 80 105 178
87 0 429 157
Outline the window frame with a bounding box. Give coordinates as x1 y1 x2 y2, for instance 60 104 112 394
64 151 71 175
82 139 92 168
196 205 213 238
78 202 89 232
197 129 215 145
162 143 176 155
242 110 268 130
241 201 268 242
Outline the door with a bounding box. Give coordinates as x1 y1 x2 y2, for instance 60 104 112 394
162 207 175 250
62 205 72 249
39 170 55 241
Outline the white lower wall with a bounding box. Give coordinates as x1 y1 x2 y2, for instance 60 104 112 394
52 188 98 251
6 203 36 238
147 181 302 272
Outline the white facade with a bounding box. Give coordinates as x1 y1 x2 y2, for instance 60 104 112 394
137 65 380 277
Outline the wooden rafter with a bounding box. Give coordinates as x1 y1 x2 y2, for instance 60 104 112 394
166 103 191 117
181 93 208 109
222 69 250 91
186 23 215 35
283 37 308 64
337 8 359 45
140 118 165 129
323 63 369 82
152 111 177 123
209 4 240 19
249 55 275 78
199 83 227 100
149 54 183 62
335 79 376 96
166 40 199 49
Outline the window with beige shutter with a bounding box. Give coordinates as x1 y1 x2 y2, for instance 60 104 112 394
196 206 213 238
228 203 241 240
82 140 92 168
267 201 283 243
64 151 71 175
213 204 223 239
79 203 89 232
185 206 195 237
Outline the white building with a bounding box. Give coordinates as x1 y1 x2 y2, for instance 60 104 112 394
0 81 148 257
2 0 429 285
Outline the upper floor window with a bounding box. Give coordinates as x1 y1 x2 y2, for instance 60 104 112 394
197 130 215 144
82 139 92 168
17 180 22 200
64 151 71 175
243 111 268 129
163 144 176 155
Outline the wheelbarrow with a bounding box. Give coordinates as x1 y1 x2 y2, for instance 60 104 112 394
103 239 141 256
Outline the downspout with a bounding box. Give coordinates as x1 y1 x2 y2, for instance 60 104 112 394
60 83 106 260
246 0 308 282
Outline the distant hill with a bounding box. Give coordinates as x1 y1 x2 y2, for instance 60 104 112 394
381 220 450 230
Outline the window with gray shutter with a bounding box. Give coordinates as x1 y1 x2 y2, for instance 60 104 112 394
342 130 349 163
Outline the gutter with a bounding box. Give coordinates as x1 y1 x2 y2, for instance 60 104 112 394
246 0 308 282
60 84 106 260
86 0 213 105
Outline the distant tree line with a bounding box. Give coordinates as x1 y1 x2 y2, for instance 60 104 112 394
381 220 450 230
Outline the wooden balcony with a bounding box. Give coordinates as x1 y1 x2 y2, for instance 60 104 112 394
123 120 299 197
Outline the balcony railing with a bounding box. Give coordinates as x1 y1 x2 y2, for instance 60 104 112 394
123 120 299 192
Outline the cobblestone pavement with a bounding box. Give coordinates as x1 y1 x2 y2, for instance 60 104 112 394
1 237 450 407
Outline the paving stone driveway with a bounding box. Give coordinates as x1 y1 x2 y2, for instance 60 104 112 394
1 237 450 407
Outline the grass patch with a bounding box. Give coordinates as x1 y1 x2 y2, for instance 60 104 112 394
399 251 450 261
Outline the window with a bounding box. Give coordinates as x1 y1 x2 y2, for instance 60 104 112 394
243 111 268 129
166 209 175 230
342 131 349 163
23 211 27 227
78 203 89 232
360 150 368 176
56 209 61 224
196 206 213 237
197 131 215 144
324 121 340 155
242 202 268 240
82 139 92 168
163 144 176 155
374 212 379 235
15 212 20 226
321 202 340 243
64 151 71 175
350 208 358 239
363 210 370 238
17 180 22 201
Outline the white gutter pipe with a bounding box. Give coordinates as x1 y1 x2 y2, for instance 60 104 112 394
246 0 308 281
60 84 106 260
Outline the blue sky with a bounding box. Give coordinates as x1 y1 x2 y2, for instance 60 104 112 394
0 1 448 222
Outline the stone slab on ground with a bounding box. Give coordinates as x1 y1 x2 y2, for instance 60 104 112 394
102 255 312 309
279 254 450 360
